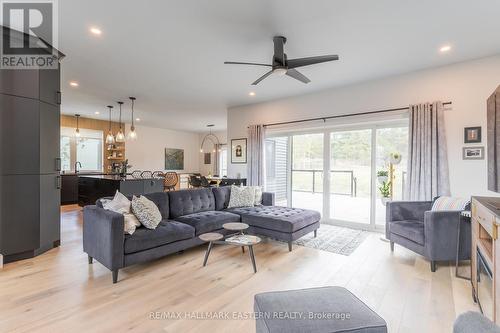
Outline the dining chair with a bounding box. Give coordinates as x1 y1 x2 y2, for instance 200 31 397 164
200 176 212 188
188 175 202 188
141 171 153 179
152 171 165 179
164 172 178 191
131 170 142 178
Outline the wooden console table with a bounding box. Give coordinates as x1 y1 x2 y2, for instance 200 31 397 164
471 196 500 322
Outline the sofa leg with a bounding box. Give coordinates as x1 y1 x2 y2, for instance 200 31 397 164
88 255 93 264
314 230 317 238
390 241 394 252
288 241 293 252
430 261 436 272
112 269 119 284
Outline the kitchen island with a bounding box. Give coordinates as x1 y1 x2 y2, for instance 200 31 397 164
77 175 164 206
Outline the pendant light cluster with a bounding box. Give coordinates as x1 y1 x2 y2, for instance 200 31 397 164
101 96 138 143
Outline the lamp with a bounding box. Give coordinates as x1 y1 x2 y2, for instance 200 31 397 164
200 124 221 153
115 101 125 142
128 97 137 140
75 114 81 137
105 105 115 144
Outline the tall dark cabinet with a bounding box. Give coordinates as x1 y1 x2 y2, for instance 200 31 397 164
0 28 64 263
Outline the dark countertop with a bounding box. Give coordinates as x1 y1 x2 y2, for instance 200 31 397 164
78 175 156 181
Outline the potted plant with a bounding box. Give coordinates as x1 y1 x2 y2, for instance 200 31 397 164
377 170 389 184
120 159 132 178
390 152 402 165
379 181 391 206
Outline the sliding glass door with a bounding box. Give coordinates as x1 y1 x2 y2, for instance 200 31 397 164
264 121 408 230
291 133 324 212
330 129 372 225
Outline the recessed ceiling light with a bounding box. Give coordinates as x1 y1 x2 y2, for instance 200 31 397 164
136 118 140 122
90 27 102 35
94 111 100 115
439 45 451 53
249 91 256 96
69 81 79 87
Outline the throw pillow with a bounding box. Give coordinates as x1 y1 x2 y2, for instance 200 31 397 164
228 185 256 208
252 186 263 205
102 191 138 235
431 196 470 211
123 213 141 235
102 190 130 214
131 195 162 229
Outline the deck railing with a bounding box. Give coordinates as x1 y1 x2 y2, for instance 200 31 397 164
291 169 357 197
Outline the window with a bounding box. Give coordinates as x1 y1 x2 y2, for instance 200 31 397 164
219 145 228 177
61 127 103 172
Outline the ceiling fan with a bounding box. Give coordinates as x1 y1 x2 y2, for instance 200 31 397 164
224 36 339 85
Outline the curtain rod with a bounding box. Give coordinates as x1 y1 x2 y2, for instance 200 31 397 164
261 101 452 128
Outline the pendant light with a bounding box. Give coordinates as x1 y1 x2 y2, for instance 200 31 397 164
115 101 125 142
200 124 221 153
75 114 81 137
128 97 137 140
105 105 115 144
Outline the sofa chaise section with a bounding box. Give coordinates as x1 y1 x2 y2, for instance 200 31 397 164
212 187 321 251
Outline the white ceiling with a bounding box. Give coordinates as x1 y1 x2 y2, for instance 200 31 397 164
59 0 500 132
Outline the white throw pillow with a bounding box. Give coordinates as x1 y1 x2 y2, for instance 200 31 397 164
123 213 141 235
228 185 256 208
131 195 162 229
252 186 263 205
102 191 138 235
103 190 130 214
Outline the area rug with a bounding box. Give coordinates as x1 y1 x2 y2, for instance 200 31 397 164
293 224 369 256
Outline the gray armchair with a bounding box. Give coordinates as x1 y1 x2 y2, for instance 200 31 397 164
385 200 471 272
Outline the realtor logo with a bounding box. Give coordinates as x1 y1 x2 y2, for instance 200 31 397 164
0 0 58 69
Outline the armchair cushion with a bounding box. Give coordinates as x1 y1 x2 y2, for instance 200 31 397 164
389 220 425 245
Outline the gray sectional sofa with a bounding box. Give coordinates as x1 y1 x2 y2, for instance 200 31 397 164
83 186 321 283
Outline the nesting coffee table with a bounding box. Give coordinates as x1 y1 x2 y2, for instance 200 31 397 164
199 222 261 273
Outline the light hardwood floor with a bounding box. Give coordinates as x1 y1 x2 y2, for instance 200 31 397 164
0 205 477 333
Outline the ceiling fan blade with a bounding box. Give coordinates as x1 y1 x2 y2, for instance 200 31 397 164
286 69 311 84
287 55 339 68
273 36 286 66
252 70 273 85
224 61 272 67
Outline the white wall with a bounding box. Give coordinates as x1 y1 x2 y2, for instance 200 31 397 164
126 125 200 173
198 130 227 175
228 55 500 198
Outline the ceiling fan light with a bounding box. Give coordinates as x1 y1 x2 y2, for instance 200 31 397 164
273 68 287 76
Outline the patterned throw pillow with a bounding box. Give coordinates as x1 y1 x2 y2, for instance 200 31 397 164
431 196 470 211
228 185 256 208
131 195 162 229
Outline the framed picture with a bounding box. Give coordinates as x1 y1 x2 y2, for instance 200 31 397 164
165 148 184 170
463 146 484 160
464 126 482 143
204 153 211 165
231 138 247 164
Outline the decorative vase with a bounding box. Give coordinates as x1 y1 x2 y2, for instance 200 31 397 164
381 197 391 206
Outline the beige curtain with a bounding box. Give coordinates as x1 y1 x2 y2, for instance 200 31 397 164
247 124 266 186
405 101 450 200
